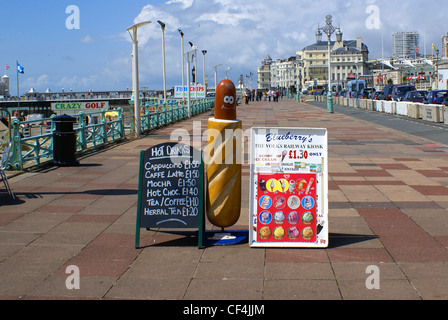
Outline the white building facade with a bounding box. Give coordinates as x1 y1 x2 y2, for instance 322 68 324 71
270 57 299 90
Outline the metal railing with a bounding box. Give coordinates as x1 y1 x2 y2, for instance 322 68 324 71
4 98 214 170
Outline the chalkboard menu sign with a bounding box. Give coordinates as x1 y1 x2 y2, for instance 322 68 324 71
135 143 204 248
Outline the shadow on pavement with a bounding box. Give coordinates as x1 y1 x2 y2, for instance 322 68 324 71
328 233 378 248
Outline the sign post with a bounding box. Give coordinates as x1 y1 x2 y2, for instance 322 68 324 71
135 142 205 248
249 128 328 248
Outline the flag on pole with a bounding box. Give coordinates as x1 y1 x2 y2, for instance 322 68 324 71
17 62 24 74
432 43 436 51
5 64 10 70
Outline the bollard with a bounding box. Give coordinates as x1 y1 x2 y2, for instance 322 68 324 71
327 91 334 113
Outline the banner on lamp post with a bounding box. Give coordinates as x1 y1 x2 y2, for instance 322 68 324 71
174 85 205 99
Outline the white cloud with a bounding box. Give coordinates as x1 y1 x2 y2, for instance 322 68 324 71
58 75 99 91
133 4 181 46
166 0 194 9
196 1 261 26
22 74 49 92
117 0 447 90
36 0 447 92
81 35 94 44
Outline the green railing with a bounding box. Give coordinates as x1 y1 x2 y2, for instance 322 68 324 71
5 98 214 170
139 98 214 132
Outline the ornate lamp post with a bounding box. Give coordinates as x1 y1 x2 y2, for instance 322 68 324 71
317 15 342 113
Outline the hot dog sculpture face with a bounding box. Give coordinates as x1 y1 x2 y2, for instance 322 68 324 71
214 79 237 120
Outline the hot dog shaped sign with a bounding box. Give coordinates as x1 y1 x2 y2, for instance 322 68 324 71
206 79 242 228
214 79 237 120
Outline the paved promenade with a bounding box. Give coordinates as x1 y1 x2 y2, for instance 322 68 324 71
1 98 448 301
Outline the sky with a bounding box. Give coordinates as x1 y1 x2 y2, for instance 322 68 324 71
1 0 447 95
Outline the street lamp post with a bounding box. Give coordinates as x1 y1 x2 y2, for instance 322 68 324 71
127 20 151 137
194 48 197 99
185 48 197 118
434 47 440 90
189 42 197 100
213 64 222 91
317 15 342 113
202 50 207 96
157 20 167 104
225 67 232 79
178 29 185 102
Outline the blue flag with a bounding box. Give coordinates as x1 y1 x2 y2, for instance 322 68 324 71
17 63 24 74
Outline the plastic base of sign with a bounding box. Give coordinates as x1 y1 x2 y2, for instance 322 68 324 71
203 230 248 246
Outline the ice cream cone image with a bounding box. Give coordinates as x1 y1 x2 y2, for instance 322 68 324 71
281 150 287 162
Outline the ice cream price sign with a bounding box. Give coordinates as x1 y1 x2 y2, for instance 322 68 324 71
249 128 328 248
135 143 205 248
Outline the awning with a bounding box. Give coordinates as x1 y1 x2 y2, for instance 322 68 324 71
406 76 426 80
346 72 356 80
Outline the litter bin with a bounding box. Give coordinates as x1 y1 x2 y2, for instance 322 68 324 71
52 114 79 166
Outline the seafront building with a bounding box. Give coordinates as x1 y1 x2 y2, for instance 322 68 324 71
270 56 299 91
257 55 273 90
0 75 9 98
257 34 369 92
296 36 369 91
392 31 420 58
257 19 448 92
441 33 448 59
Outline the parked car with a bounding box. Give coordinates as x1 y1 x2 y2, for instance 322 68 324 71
378 85 395 100
402 90 427 103
338 90 347 97
423 90 448 104
359 88 375 99
373 91 381 100
391 85 416 101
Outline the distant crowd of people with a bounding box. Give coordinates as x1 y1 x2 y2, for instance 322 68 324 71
242 89 282 105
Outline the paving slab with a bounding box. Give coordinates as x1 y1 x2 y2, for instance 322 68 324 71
1 99 448 302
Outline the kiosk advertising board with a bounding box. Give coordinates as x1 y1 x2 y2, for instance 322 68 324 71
249 128 328 248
